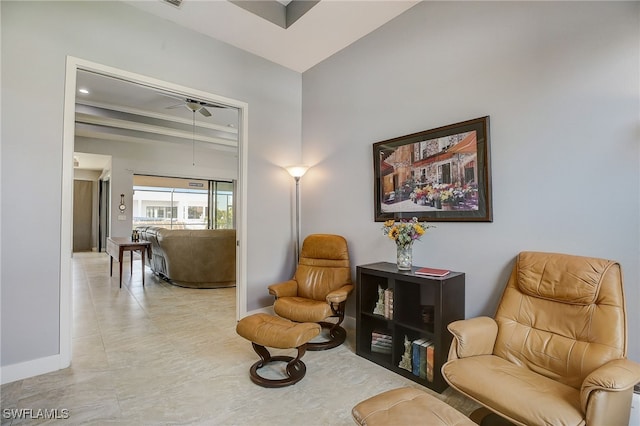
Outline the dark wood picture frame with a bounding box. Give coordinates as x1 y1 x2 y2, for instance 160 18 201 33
373 116 492 222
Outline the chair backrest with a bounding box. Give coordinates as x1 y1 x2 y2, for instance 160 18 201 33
294 234 351 301
493 251 627 389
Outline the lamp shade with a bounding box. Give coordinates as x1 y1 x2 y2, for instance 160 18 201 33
285 165 309 178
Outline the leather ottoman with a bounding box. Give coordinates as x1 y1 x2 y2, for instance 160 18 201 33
352 387 475 426
236 313 320 387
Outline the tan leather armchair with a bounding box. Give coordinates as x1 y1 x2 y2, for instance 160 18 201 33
268 234 353 350
442 251 640 426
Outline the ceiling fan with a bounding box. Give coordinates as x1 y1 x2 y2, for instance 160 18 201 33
158 90 225 117
158 92 226 165
166 98 221 117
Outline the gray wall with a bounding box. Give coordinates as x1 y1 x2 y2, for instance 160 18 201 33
301 1 640 360
1 1 301 367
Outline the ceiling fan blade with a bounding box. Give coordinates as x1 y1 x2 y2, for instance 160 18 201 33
165 103 184 109
199 107 212 117
156 90 187 101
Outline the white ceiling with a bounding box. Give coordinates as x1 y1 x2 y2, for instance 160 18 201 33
74 69 240 170
123 0 421 73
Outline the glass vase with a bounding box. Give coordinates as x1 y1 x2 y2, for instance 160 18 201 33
396 244 413 270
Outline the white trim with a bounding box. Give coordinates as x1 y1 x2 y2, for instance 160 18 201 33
77 99 238 135
75 113 237 147
74 129 238 154
60 58 77 371
236 105 249 320
0 355 65 385
58 57 249 381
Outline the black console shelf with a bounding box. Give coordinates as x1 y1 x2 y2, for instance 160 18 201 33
356 262 465 393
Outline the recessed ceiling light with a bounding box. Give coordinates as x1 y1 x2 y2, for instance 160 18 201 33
78 88 89 94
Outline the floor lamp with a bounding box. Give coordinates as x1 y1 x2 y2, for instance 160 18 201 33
285 165 309 265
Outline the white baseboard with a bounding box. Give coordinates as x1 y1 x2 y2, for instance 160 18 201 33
0 354 68 385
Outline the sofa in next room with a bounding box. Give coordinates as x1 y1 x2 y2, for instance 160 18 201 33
136 226 236 289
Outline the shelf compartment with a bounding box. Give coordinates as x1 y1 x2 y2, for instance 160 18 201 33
356 262 465 394
394 279 436 330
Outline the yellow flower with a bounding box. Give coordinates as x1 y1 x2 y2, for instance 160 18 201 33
414 224 425 235
389 227 399 240
384 219 395 227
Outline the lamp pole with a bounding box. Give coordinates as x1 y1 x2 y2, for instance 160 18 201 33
293 175 301 265
285 165 309 265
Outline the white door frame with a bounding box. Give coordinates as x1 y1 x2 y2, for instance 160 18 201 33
61 56 248 366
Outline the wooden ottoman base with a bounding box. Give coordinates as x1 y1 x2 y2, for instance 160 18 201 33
236 313 321 388
352 387 476 426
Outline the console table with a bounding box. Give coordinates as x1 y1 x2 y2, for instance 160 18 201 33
106 237 151 288
356 262 465 392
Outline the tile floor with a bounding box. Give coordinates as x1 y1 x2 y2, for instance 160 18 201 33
1 252 478 425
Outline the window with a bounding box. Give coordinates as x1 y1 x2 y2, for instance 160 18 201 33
146 206 177 219
132 175 235 230
187 206 204 219
211 181 234 229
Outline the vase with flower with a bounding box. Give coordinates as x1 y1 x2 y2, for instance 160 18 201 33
382 217 434 270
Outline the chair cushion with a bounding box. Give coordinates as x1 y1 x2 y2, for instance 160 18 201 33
517 251 616 305
442 355 583 426
273 297 334 323
299 234 350 263
236 313 320 349
352 387 475 426
494 251 626 389
294 234 352 301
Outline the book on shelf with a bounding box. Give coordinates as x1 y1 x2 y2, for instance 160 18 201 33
411 338 426 377
371 331 393 355
384 288 393 320
426 341 435 382
415 267 450 277
419 339 430 379
411 339 433 379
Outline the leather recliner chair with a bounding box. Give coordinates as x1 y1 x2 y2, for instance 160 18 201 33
442 251 640 426
268 234 353 350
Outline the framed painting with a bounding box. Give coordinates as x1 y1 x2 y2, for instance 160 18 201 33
373 116 492 222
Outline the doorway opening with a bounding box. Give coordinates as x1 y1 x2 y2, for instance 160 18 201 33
61 57 248 368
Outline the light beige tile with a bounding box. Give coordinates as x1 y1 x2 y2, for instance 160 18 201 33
2 252 479 425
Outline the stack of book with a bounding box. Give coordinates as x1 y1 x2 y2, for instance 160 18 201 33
411 338 435 382
371 331 393 355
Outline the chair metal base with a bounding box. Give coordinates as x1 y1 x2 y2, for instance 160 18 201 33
306 321 347 351
248 342 307 388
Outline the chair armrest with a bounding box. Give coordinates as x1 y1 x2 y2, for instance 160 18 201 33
268 280 298 298
447 316 498 360
326 284 354 304
580 358 640 412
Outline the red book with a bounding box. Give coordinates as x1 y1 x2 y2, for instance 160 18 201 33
415 267 450 277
